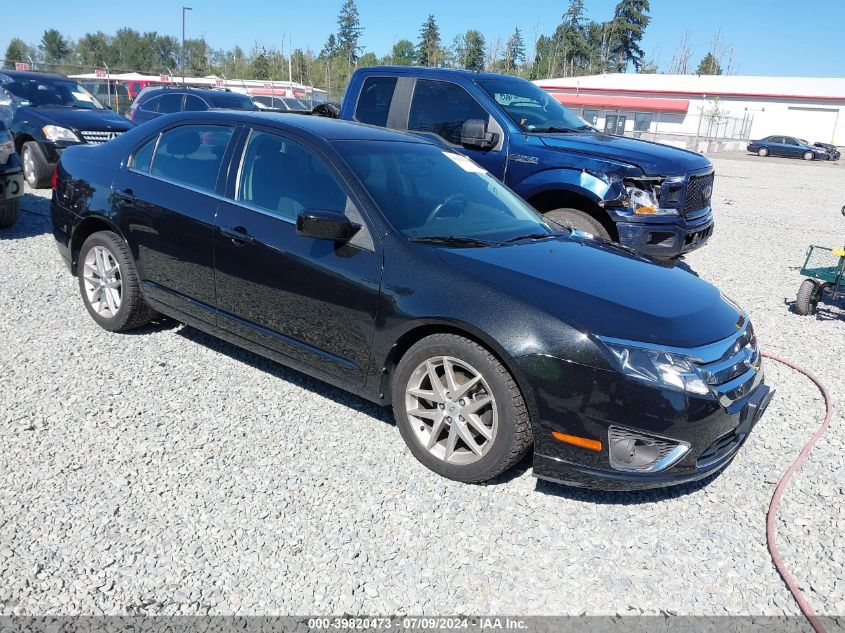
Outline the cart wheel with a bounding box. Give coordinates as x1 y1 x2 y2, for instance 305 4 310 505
795 279 821 316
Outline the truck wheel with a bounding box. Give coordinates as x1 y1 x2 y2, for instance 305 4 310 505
392 333 533 483
78 230 155 332
758 147 769 157
795 279 821 316
0 199 20 228
22 142 51 189
803 151 815 161
545 208 611 240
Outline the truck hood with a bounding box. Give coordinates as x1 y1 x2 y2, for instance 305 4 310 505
537 132 711 176
14 107 134 132
437 236 741 349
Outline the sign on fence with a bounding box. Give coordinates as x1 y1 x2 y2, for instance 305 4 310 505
215 79 225 88
159 74 172 84
95 68 107 78
14 62 30 71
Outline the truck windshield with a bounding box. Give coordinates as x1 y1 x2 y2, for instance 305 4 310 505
336 141 552 244
475 78 589 134
3 78 104 110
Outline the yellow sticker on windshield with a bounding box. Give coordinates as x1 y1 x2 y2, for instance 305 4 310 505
442 151 486 174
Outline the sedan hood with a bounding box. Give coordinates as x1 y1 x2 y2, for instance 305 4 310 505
437 237 742 348
16 107 134 131
538 132 711 176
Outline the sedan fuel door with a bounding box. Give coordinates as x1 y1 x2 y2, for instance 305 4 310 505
213 128 383 386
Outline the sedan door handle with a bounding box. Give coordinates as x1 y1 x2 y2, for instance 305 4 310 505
219 225 255 245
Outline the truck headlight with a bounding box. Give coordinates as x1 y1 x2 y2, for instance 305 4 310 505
42 125 80 142
0 131 12 165
602 342 711 396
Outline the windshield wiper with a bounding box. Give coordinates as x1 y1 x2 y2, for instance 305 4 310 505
408 236 493 248
498 232 559 245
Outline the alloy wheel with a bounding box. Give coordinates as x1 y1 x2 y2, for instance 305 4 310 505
405 356 498 465
23 148 36 186
82 246 123 318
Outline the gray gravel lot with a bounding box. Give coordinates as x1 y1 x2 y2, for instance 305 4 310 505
0 155 843 617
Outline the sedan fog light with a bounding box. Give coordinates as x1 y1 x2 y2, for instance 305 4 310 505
608 426 690 473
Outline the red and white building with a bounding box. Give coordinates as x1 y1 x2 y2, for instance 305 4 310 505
536 74 845 149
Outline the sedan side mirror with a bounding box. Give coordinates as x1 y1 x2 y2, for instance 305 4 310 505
461 119 499 150
296 209 361 241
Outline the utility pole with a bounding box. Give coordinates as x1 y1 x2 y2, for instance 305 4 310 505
181 6 193 85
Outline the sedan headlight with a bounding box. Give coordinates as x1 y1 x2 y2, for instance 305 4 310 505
603 342 711 396
42 125 80 142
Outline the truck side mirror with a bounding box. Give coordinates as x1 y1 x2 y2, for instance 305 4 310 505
461 119 499 150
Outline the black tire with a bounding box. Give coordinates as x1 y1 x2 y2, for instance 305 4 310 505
22 141 51 189
803 151 815 161
544 207 611 240
392 333 533 483
758 147 769 157
78 230 155 332
0 198 20 228
795 279 821 316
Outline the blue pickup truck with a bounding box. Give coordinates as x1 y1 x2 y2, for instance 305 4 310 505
338 67 715 259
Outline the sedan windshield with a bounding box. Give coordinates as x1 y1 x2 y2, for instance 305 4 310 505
3 77 104 109
336 141 553 243
475 78 589 134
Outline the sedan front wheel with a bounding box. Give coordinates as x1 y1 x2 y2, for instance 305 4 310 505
392 333 533 482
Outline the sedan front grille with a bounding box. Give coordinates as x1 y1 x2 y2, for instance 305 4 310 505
80 130 124 144
684 173 714 215
694 320 762 407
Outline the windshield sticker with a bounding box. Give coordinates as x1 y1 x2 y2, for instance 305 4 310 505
442 151 486 174
72 91 95 103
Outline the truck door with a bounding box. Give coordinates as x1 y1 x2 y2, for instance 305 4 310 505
405 79 507 180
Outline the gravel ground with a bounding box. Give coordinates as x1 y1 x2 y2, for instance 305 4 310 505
0 156 843 617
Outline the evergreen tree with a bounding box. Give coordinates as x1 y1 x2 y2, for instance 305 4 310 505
417 15 442 67
4 38 30 68
337 0 363 66
251 48 271 80
504 28 526 73
320 34 338 59
463 30 485 71
696 52 722 75
40 29 71 64
391 39 415 66
609 0 651 72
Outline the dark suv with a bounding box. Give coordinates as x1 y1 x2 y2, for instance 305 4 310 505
0 71 135 188
128 86 257 124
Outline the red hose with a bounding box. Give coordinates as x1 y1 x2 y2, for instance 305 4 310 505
762 351 833 633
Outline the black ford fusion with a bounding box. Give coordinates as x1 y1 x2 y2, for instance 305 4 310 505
50 111 772 490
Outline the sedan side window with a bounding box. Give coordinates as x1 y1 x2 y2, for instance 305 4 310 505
408 79 489 145
130 135 158 172
150 124 234 192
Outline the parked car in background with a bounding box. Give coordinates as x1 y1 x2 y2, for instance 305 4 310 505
337 67 715 260
81 80 133 116
251 95 311 112
0 70 134 188
50 111 772 489
127 86 257 123
0 119 23 227
747 135 828 160
813 142 841 161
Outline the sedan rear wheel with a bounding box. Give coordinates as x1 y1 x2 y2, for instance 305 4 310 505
78 231 155 331
392 333 532 482
758 147 769 157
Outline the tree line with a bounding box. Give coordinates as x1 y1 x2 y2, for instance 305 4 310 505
3 0 733 99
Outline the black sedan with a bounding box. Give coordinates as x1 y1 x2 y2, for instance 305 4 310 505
747 135 828 160
50 111 772 490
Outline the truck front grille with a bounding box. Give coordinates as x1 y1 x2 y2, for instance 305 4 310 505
80 130 123 144
684 173 714 215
